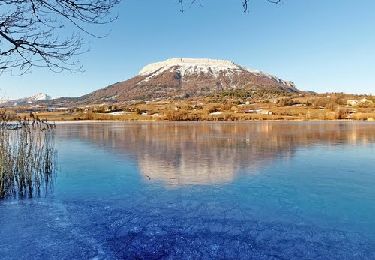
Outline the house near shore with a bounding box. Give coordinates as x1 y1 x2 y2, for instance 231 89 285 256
244 109 258 114
209 111 223 116
47 107 70 112
258 109 273 115
244 109 273 115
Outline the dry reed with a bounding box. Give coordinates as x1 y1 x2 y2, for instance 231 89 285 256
0 118 56 199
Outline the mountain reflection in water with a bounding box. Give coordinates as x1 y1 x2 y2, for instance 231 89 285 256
57 122 375 186
2 122 375 259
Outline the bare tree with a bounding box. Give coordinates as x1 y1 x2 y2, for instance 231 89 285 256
0 0 120 74
179 0 281 12
242 0 281 12
0 0 281 74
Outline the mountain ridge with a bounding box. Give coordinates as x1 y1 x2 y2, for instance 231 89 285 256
76 58 299 104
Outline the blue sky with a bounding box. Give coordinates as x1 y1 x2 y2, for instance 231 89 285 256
1 0 375 99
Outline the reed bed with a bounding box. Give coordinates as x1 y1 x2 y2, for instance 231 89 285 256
0 118 56 199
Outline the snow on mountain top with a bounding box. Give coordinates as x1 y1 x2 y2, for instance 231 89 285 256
139 58 245 76
138 58 295 88
139 58 256 76
28 93 52 101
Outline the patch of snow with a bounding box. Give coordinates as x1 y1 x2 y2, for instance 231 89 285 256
140 58 242 75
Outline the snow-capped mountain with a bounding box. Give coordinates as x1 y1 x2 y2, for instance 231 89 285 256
0 93 52 106
15 93 52 104
139 58 295 88
77 58 299 104
25 93 52 102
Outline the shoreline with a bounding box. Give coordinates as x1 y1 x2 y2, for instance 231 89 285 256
53 119 375 124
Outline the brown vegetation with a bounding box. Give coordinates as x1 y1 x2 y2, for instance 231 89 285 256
9 93 375 122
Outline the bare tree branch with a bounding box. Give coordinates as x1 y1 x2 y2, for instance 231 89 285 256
179 0 282 13
0 1 281 74
243 0 282 12
0 0 120 74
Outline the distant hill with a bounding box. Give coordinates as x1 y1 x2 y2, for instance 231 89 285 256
77 58 299 104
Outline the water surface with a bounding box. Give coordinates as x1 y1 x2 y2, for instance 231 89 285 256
1 122 375 259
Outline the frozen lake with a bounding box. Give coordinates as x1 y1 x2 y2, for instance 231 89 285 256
1 122 375 259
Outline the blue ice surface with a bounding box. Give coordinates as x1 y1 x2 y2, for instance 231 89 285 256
0 122 375 259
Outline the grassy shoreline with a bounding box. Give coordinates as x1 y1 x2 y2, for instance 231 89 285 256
44 118 375 124
6 93 375 122
15 111 375 122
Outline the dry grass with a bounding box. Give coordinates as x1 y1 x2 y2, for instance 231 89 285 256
0 116 56 199
16 107 375 122
351 112 375 121
11 93 375 122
